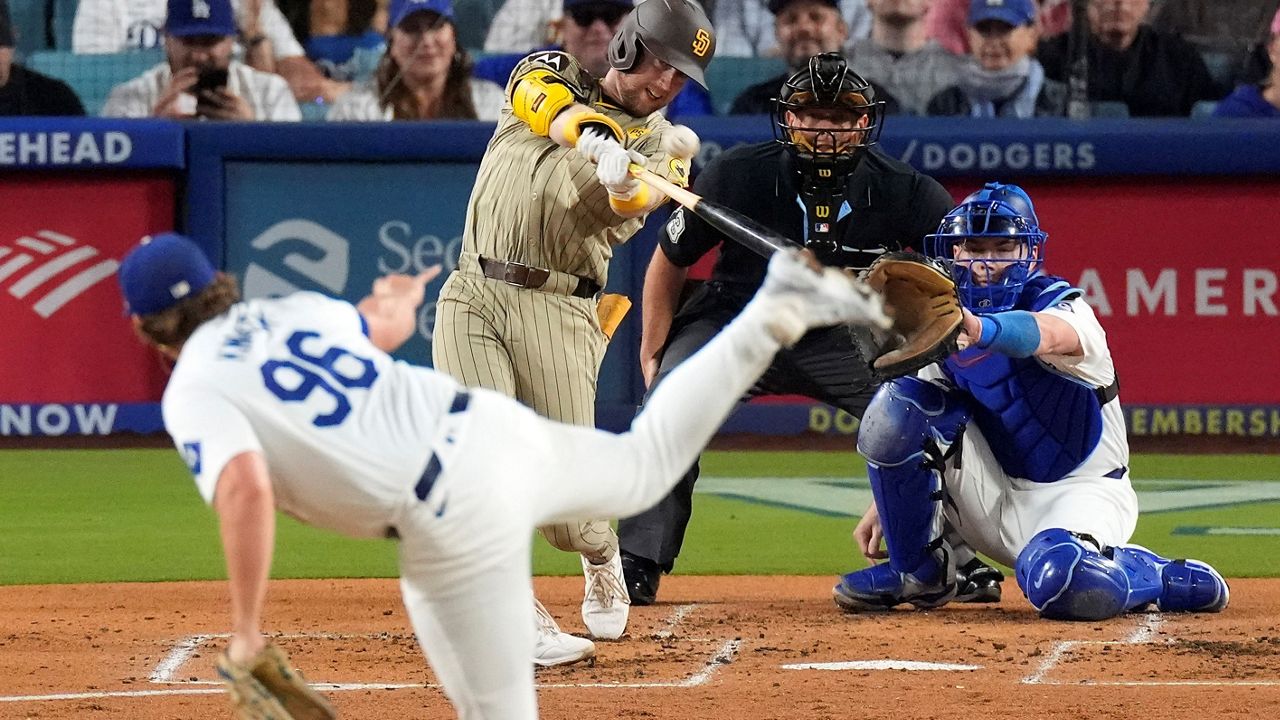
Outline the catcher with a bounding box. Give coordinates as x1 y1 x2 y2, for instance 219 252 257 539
835 183 1230 619
619 52 1003 606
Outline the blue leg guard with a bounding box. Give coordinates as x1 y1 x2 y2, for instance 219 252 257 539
833 378 969 612
1016 529 1162 621
858 377 970 578
1112 545 1231 613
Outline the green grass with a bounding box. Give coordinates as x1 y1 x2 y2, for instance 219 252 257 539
1 449 1278 585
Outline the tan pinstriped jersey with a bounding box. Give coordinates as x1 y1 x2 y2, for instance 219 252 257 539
461 50 691 287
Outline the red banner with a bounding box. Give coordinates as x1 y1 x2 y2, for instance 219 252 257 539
969 178 1280 404
691 177 1280 406
1 173 176 404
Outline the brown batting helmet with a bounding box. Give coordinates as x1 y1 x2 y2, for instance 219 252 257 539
607 0 716 88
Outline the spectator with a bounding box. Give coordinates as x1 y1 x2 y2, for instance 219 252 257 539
926 0 1064 117
845 0 962 115
472 0 713 119
1213 6 1280 118
1037 0 1220 117
1147 0 1280 93
0 0 86 115
74 0 346 103
277 0 388 83
927 0 1071 55
731 0 900 114
327 0 502 119
713 0 871 57
102 0 302 119
482 0 872 58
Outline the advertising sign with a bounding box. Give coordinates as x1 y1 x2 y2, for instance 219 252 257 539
0 174 176 436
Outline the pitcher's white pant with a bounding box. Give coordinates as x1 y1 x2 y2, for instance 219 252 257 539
392 303 784 719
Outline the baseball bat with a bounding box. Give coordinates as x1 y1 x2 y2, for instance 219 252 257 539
628 163 801 259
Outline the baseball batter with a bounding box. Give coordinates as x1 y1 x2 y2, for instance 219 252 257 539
833 183 1231 620
431 0 716 652
120 231 887 719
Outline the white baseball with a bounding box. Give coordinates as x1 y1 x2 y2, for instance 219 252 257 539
662 125 700 160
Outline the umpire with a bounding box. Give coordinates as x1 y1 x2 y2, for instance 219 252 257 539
620 52 999 605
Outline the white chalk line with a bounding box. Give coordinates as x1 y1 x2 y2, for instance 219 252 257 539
1021 612 1278 687
1 626 741 703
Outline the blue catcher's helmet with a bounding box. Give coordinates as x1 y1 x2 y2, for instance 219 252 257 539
924 182 1048 312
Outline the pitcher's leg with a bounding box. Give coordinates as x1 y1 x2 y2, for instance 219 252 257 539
398 529 538 719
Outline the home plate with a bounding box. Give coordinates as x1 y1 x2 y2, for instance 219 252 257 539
782 660 981 672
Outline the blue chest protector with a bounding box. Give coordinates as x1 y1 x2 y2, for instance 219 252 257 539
942 276 1105 483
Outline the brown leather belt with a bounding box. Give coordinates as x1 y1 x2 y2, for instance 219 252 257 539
478 256 601 299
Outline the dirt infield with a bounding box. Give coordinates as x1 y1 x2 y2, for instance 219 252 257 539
2 576 1278 719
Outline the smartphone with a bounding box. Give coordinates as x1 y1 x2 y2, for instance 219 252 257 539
194 67 229 94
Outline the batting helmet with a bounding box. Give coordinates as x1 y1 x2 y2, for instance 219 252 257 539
924 182 1049 312
607 0 716 89
772 53 883 157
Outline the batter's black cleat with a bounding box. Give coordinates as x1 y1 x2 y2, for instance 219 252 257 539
621 551 661 606
954 557 1003 603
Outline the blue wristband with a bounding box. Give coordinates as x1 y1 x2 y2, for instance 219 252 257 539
975 311 1040 358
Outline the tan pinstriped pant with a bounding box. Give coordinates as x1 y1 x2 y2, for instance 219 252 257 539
431 263 618 562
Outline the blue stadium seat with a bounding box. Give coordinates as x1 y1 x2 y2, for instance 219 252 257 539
704 56 787 115
1089 101 1130 119
9 0 51 57
454 0 504 53
23 49 165 115
50 0 75 51
1190 100 1218 119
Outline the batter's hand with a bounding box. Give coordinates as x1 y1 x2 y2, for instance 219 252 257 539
575 127 618 164
596 145 646 196
853 501 887 561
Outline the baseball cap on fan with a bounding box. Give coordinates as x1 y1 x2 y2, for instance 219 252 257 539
118 233 217 316
767 0 838 14
389 0 455 28
968 0 1036 27
165 0 237 37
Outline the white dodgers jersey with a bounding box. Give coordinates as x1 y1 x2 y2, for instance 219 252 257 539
163 293 460 538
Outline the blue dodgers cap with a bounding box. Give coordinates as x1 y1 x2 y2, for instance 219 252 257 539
389 0 455 28
165 0 237 37
118 233 217 316
968 0 1036 27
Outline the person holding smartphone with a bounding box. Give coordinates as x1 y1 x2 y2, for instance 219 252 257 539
102 0 302 120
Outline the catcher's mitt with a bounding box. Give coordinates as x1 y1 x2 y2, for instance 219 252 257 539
861 251 963 378
216 643 336 720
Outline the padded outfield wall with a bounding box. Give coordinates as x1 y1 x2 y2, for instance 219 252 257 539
1 117 1278 439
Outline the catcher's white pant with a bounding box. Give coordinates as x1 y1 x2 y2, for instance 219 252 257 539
392 306 784 719
943 425 1140 567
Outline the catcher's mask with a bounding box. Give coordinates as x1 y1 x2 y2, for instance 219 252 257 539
925 182 1047 312
772 53 883 167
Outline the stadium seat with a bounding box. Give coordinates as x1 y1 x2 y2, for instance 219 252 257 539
23 49 165 116
704 56 787 115
9 0 51 57
1089 101 1130 119
50 0 75 51
1191 100 1218 119
453 0 504 53
1197 48 1238 93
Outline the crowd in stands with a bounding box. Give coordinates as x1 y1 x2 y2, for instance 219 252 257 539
2 0 1279 120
